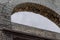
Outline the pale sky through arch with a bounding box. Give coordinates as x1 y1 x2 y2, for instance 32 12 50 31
11 11 60 33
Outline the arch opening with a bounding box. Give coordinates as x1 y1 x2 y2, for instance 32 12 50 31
11 11 60 33
12 2 60 27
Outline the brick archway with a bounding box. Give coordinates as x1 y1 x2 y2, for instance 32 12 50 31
12 2 60 27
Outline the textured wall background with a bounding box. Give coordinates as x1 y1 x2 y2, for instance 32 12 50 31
0 0 60 29
0 0 60 32
0 0 60 15
0 0 60 40
0 0 60 28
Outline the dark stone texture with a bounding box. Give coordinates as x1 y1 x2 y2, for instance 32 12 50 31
0 2 60 40
12 3 60 27
11 22 60 40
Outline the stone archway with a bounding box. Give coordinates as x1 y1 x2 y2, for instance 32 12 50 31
12 2 60 27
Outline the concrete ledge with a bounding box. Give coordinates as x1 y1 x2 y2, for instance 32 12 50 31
2 22 60 40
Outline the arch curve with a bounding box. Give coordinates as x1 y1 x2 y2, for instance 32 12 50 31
12 2 60 27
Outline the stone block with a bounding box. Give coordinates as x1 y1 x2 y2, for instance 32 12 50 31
56 33 60 40
45 31 56 39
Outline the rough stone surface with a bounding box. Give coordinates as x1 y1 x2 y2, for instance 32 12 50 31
0 0 60 40
0 30 2 40
11 22 60 40
12 3 60 27
5 0 60 15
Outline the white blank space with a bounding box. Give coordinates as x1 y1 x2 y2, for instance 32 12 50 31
11 11 60 33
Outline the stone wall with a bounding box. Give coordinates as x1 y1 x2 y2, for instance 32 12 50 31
0 0 60 15
0 0 60 28
11 22 60 40
0 0 60 40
